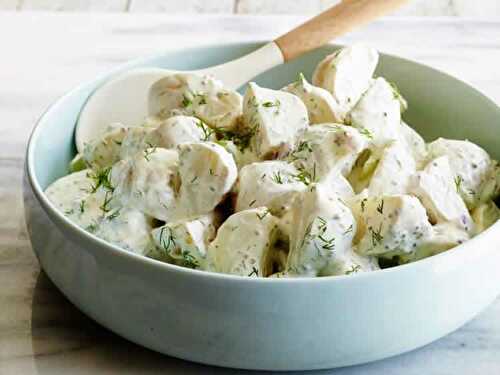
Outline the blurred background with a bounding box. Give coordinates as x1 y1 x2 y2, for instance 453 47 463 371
1 0 499 16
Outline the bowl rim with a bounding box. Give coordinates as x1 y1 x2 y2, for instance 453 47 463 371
25 40 500 284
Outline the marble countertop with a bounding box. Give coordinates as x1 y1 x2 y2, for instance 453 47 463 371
1 12 500 375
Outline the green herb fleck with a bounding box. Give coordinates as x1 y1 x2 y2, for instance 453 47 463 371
454 175 464 192
248 266 259 277
181 93 192 108
143 142 156 161
343 224 353 235
345 264 361 275
256 210 270 221
376 199 384 214
159 226 176 254
88 167 114 193
359 127 373 139
195 120 214 141
100 190 113 216
181 250 199 269
370 224 384 247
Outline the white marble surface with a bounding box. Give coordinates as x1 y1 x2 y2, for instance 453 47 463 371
0 12 500 375
2 0 500 16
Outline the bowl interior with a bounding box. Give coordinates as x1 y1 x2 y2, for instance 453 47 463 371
30 42 500 190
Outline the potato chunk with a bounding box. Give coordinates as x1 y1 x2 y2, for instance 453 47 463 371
242 82 308 158
286 183 361 277
410 156 474 233
313 44 379 121
235 161 306 215
149 73 242 130
283 73 342 124
352 195 433 257
209 208 280 277
176 142 237 218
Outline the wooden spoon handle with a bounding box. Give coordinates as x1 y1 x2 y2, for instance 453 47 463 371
275 0 407 61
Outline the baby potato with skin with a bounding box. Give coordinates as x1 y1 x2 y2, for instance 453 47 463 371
83 124 128 170
313 44 379 121
235 161 306 215
348 77 402 148
149 73 243 130
286 183 363 277
176 142 238 219
151 115 215 149
428 138 494 209
290 124 368 179
242 82 309 159
209 207 280 277
282 73 342 124
110 148 179 222
410 156 474 234
352 195 433 257
367 141 416 196
398 222 470 263
151 213 218 269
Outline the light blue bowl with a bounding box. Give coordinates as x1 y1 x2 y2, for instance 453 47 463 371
23 42 500 371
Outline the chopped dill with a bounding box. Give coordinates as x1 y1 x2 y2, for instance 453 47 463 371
195 120 214 141
370 224 384 247
181 93 192 108
256 210 270 221
345 264 361 275
376 199 384 214
159 226 176 254
100 190 113 215
88 167 114 193
359 127 373 139
79 200 86 214
294 163 317 185
107 209 121 221
271 171 285 184
248 266 259 277
454 175 464 192
343 224 353 235
143 142 156 161
181 250 200 269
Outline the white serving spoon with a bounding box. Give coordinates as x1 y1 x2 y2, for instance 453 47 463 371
76 0 407 152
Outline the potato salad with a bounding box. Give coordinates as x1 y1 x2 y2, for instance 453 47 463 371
46 44 500 278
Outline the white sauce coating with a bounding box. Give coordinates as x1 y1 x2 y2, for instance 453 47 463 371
45 44 499 277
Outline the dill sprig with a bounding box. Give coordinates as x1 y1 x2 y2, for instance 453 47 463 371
454 175 464 192
343 224 353 235
248 266 259 277
271 171 285 184
99 190 113 216
345 264 361 275
294 163 317 185
181 93 192 108
143 144 156 161
376 199 384 214
181 250 199 269
195 120 214 141
88 167 114 193
370 224 384 247
359 127 373 139
256 210 270 221
159 226 176 254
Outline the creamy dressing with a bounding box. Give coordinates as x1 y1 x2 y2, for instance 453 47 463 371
45 45 500 277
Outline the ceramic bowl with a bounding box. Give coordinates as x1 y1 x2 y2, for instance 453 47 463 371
23 42 500 371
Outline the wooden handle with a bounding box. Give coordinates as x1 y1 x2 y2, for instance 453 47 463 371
275 0 407 61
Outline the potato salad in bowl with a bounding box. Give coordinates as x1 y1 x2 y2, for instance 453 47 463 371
45 44 500 278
